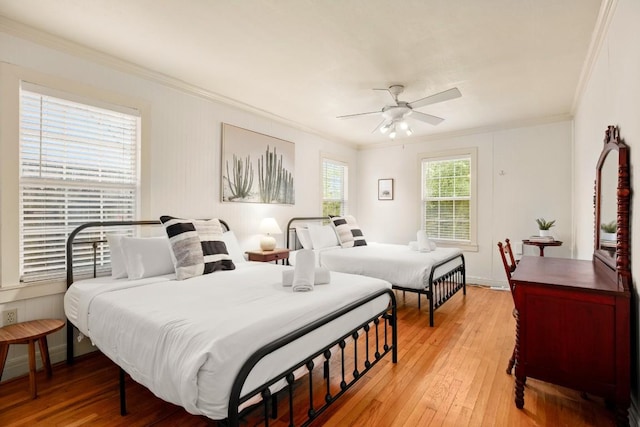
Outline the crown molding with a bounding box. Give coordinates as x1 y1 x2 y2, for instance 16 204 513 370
0 17 357 149
0 16 582 152
571 0 617 113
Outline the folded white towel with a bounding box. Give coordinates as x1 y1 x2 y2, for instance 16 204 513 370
282 268 331 287
292 249 315 292
417 230 431 252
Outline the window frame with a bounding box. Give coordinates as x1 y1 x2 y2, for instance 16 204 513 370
0 63 149 300
320 155 349 217
18 83 141 284
419 147 478 251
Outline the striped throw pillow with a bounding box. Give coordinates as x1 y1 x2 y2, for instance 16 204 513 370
330 215 367 248
160 216 235 280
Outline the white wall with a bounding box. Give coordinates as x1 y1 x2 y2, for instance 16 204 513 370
572 0 640 420
0 31 356 380
357 121 573 286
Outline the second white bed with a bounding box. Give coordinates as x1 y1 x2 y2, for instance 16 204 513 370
291 242 463 290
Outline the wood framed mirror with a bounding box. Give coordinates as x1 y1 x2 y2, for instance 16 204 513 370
593 125 631 291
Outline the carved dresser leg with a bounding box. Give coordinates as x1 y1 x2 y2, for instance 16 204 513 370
615 405 629 427
515 376 525 409
513 309 525 408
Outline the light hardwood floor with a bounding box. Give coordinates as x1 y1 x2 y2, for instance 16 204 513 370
0 286 617 426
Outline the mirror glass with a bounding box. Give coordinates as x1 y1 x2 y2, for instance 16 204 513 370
598 152 617 258
593 126 631 291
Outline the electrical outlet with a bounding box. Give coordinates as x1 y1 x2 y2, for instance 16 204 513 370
3 308 18 326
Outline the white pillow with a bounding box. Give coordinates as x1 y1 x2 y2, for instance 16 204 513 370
221 230 246 264
307 224 339 249
121 236 175 280
106 234 128 279
295 227 313 249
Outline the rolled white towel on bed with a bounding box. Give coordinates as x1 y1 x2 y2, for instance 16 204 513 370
417 230 432 252
282 268 331 287
292 249 315 292
416 231 437 251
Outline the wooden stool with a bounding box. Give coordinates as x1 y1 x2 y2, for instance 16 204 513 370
0 319 65 398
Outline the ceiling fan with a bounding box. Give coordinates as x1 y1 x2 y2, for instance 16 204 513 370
337 85 462 138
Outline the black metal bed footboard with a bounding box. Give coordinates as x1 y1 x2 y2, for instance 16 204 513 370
428 253 466 326
227 288 398 427
393 252 466 327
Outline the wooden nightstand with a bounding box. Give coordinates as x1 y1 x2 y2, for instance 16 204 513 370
246 248 290 265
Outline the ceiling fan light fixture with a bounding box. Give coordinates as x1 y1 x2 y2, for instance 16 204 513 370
389 124 397 139
339 84 462 139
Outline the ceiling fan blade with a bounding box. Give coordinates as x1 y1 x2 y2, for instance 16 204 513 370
371 120 387 133
408 87 462 110
373 88 398 104
336 111 381 119
411 111 445 126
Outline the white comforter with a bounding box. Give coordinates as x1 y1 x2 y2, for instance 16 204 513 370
65 262 391 420
318 243 463 289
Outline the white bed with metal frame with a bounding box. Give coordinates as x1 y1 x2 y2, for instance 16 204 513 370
64 220 397 426
286 216 466 327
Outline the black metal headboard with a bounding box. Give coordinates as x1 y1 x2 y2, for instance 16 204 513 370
65 218 230 365
285 216 330 250
65 219 231 288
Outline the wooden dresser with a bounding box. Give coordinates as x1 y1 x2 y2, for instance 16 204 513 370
511 255 630 425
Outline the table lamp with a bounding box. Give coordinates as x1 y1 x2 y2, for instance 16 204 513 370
259 218 281 251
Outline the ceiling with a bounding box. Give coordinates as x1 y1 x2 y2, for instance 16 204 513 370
0 0 603 147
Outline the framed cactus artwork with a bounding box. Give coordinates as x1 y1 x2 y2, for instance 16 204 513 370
221 123 295 204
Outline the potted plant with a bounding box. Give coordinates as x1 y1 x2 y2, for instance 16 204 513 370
535 218 556 237
600 220 616 241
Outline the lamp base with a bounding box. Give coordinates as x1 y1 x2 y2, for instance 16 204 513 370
260 235 276 251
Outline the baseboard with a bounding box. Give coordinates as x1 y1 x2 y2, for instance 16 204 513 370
630 395 639 426
0 343 64 382
0 341 96 382
467 276 509 289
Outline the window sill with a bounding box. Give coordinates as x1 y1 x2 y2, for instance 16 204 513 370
0 280 66 303
433 240 478 252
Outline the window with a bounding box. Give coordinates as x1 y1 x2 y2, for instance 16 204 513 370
322 158 348 216
421 148 477 248
19 84 140 282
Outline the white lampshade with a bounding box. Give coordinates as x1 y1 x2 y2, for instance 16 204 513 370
259 218 281 251
259 218 282 235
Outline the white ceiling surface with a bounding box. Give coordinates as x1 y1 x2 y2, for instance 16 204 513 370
0 0 602 147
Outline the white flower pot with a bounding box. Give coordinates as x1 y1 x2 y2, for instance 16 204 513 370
538 229 551 237
601 232 616 241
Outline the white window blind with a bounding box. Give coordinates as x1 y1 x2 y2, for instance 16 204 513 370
19 86 139 282
421 155 471 242
322 158 348 216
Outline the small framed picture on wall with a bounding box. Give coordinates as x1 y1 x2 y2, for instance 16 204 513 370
378 178 394 200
